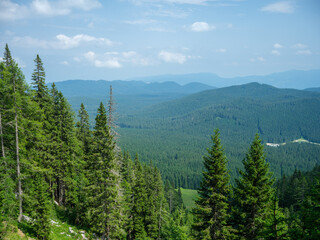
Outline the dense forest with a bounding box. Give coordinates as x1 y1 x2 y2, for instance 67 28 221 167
116 83 320 188
54 78 320 190
1 45 319 239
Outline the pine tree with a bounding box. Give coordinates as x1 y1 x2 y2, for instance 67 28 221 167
86 102 121 239
192 129 231 240
232 133 274 240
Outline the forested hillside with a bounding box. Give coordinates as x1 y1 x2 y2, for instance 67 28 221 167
0 45 187 239
117 83 320 188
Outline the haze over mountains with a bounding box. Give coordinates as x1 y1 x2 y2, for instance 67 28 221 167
127 69 320 89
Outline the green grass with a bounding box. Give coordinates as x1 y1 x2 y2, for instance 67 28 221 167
180 188 198 209
2 215 89 240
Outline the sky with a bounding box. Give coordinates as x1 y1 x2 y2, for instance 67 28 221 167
0 0 320 83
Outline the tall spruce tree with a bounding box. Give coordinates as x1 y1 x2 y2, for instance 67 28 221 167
132 154 148 239
31 172 51 240
120 151 134 239
31 55 49 107
76 103 91 156
232 133 274 240
86 102 121 239
192 129 231 240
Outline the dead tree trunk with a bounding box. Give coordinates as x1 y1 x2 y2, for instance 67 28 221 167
0 112 6 159
13 77 23 222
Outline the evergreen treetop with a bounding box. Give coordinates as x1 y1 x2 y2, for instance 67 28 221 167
193 129 231 240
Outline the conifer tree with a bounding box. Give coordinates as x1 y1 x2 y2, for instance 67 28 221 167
120 151 134 239
3 44 29 222
31 172 51 240
144 164 166 238
132 154 148 238
76 103 91 156
86 102 121 239
31 55 48 107
265 195 289 240
192 129 231 240
232 133 274 240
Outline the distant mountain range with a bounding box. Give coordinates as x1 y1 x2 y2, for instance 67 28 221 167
128 69 320 89
52 80 214 116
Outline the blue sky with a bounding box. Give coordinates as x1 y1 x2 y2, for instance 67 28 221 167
0 0 319 83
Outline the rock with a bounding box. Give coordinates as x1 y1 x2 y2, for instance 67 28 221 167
81 233 88 240
22 215 32 222
50 220 58 224
69 227 75 234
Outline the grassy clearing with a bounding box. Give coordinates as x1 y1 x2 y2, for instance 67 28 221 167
180 188 198 209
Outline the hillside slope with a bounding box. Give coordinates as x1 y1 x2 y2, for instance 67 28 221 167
118 83 320 188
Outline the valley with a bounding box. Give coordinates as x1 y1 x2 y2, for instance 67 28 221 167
56 80 320 189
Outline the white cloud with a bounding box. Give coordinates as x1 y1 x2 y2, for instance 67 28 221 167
273 43 283 49
122 51 137 58
55 34 113 49
62 0 101 11
94 59 122 68
12 34 114 49
158 51 187 64
217 48 227 53
82 50 151 68
15 57 27 68
261 1 294 14
189 22 215 32
293 43 307 49
0 57 3 62
296 50 312 55
227 23 233 29
0 0 101 21
84 51 96 61
0 0 29 21
271 50 280 55
83 51 121 68
61 60 69 65
31 0 69 16
12 36 49 48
